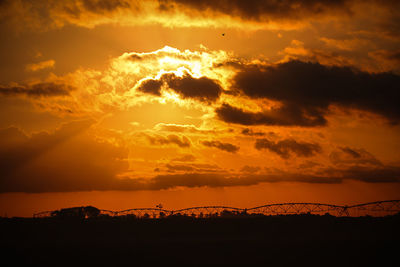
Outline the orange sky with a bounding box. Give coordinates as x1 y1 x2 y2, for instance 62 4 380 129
0 0 399 217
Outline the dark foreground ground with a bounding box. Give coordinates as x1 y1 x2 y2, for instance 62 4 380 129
1 214 399 266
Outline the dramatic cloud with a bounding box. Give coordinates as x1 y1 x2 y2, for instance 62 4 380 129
0 0 137 31
201 140 240 153
163 73 222 102
147 134 191 148
1 122 399 193
1 0 399 36
136 79 163 96
0 82 75 97
136 72 223 102
222 60 400 126
255 138 322 159
158 0 353 21
215 103 326 127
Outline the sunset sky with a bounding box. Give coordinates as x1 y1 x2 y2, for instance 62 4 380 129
1 0 399 217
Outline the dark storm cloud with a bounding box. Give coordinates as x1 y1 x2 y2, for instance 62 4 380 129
162 73 222 103
137 79 163 96
201 140 240 153
255 138 322 159
147 134 191 148
0 0 139 32
216 103 326 127
0 0 132 16
137 73 222 103
217 60 400 126
0 82 75 97
158 0 352 21
158 0 400 24
1 0 399 38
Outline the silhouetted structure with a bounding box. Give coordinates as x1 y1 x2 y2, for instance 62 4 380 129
50 206 100 219
34 200 400 219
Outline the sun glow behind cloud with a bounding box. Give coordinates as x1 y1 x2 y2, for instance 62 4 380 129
1 0 400 217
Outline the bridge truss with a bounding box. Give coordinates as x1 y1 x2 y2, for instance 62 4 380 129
34 200 400 219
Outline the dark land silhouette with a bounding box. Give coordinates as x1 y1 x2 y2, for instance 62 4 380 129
1 205 399 266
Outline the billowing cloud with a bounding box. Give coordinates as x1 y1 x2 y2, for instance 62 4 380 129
158 0 352 21
0 82 75 97
138 72 223 103
0 0 138 31
220 60 400 126
0 0 399 37
1 0 400 202
215 103 326 127
136 78 163 96
255 138 322 159
147 134 191 148
201 140 240 153
163 73 222 103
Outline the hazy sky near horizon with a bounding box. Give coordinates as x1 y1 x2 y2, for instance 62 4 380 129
0 0 399 216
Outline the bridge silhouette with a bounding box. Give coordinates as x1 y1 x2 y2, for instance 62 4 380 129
33 200 400 218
